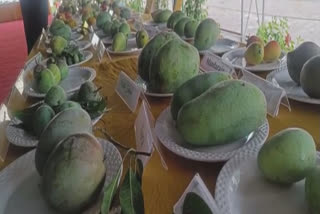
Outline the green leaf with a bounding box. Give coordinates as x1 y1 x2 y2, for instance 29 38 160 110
101 168 122 214
119 168 145 214
182 192 213 214
135 158 144 185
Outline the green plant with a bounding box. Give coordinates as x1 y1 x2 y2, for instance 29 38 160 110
125 0 144 13
256 17 303 52
183 0 208 22
155 0 169 9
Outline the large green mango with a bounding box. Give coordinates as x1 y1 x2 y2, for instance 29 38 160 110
152 9 172 23
32 104 55 137
174 17 191 37
258 128 316 184
42 133 105 213
35 108 92 175
96 11 112 29
149 38 200 93
184 20 199 38
177 80 266 146
167 11 185 29
194 18 220 51
171 72 232 120
138 32 178 82
306 166 320 214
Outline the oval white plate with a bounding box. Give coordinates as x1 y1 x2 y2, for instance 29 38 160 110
102 33 136 45
106 41 141 56
215 148 320 214
198 38 240 55
6 112 104 147
155 107 269 162
266 63 320 104
135 76 173 97
71 32 84 41
222 47 286 72
0 138 122 214
24 66 96 98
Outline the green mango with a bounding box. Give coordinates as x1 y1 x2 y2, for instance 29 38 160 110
32 104 55 137
184 20 199 38
47 64 61 85
301 55 320 98
35 108 92 175
56 59 69 80
112 32 127 51
152 9 172 23
50 36 67 56
96 11 112 29
44 85 67 108
194 18 220 51
102 20 113 36
78 81 101 102
36 69 55 93
258 128 316 184
138 32 178 82
51 24 72 41
119 22 131 38
305 166 320 214
111 20 121 38
136 29 149 48
177 80 267 146
171 72 232 120
167 11 185 29
56 101 81 113
120 7 131 20
174 17 191 37
149 38 199 93
42 133 105 213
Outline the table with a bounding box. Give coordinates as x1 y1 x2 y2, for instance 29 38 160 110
0 34 319 214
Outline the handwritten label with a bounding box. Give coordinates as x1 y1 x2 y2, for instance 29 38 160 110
24 52 42 72
174 173 221 214
134 101 154 167
91 33 100 50
200 52 235 76
240 69 291 117
115 71 141 112
97 40 106 62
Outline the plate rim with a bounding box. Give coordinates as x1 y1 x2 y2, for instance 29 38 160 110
106 46 142 56
155 107 269 162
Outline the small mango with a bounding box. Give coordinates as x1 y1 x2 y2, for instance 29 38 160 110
57 59 69 80
119 22 131 38
36 69 55 93
50 36 67 56
246 35 264 47
112 32 127 51
136 30 149 48
264 40 281 62
44 85 67 108
47 64 61 85
245 42 264 65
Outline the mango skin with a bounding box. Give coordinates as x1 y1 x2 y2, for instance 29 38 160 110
177 80 267 146
42 133 105 213
287 41 320 85
167 11 185 29
300 55 320 98
194 18 220 51
57 60 69 80
258 128 316 184
48 64 61 85
263 40 281 62
138 32 178 82
112 32 127 51
35 108 92 175
119 23 130 38
36 69 55 93
152 9 172 23
32 104 55 137
102 20 113 37
149 38 200 93
171 72 232 120
56 101 81 113
184 20 199 38
245 42 264 65
174 17 191 37
305 166 320 214
136 29 149 49
44 85 67 108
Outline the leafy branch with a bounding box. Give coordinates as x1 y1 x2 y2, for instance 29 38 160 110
183 0 208 22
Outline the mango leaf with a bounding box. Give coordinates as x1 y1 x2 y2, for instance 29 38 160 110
119 168 145 214
100 167 122 214
182 192 213 214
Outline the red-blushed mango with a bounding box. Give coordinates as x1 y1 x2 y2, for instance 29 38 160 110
264 40 281 62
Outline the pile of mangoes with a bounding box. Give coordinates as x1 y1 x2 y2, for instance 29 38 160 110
286 41 320 98
244 35 282 65
171 72 267 146
33 59 69 93
258 128 320 213
138 31 200 93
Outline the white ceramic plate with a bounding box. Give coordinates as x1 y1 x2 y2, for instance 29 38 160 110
102 33 136 45
0 138 122 214
71 32 84 41
215 148 320 214
6 112 104 147
135 76 173 98
222 47 286 72
24 66 96 98
266 64 320 104
198 38 240 55
155 107 269 162
106 41 141 56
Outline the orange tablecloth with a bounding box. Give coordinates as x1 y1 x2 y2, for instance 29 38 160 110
0 36 320 214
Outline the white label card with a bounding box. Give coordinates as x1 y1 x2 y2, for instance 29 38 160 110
115 71 141 112
173 173 221 214
200 52 236 76
240 69 291 117
42 28 48 40
24 52 42 72
134 101 154 167
97 40 106 62
91 33 100 50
